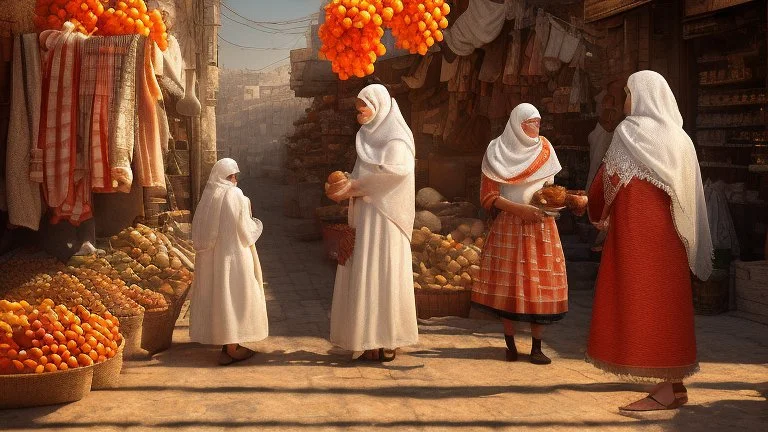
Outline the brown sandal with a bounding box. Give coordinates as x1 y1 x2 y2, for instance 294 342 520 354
380 348 396 362
219 345 255 366
619 394 687 411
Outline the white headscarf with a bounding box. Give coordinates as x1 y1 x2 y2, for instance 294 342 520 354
352 84 416 239
355 84 415 164
603 70 713 280
191 158 240 252
482 103 561 183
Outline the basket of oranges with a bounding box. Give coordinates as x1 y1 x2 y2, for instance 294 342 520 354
0 299 121 408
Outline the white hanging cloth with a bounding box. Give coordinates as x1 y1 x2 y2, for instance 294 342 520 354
444 0 508 56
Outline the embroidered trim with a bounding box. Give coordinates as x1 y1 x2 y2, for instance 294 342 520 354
602 144 708 276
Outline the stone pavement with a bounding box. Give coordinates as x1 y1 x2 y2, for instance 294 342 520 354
2 177 767 432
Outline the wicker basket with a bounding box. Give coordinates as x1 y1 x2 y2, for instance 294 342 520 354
0 365 95 409
141 307 173 354
116 313 144 359
140 283 190 355
693 269 730 315
414 287 472 319
91 338 125 390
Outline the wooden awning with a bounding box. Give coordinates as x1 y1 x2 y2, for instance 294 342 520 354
584 0 653 23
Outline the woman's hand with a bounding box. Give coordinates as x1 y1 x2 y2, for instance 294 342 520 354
517 204 546 223
495 197 545 223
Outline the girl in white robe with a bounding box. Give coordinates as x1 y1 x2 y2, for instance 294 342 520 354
189 158 268 365
328 84 419 362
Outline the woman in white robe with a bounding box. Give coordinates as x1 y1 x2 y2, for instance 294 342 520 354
189 158 268 365
327 84 418 362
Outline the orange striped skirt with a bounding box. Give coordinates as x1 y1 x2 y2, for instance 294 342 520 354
472 212 568 324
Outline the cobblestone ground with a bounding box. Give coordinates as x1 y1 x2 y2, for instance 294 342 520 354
2 177 767 431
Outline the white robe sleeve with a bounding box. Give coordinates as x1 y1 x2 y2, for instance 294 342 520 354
228 188 263 247
354 140 414 195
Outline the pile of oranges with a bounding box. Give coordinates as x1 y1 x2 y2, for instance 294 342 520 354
388 0 449 55
318 0 451 80
0 299 120 375
33 0 169 51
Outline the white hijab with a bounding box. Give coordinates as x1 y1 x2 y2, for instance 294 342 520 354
355 84 415 164
482 103 561 183
352 84 416 239
603 70 713 280
191 158 240 252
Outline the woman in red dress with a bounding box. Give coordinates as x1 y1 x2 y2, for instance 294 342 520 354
472 103 568 365
587 70 713 411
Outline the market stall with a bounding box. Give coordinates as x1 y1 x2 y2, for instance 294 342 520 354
0 0 201 408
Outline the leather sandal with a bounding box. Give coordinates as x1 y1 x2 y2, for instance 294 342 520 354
219 345 255 366
379 348 396 362
619 394 687 411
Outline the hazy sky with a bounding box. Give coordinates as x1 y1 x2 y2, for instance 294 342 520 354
217 0 323 71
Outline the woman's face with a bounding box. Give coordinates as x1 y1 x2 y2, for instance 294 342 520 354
521 118 541 139
227 173 238 186
356 99 374 125
623 86 632 116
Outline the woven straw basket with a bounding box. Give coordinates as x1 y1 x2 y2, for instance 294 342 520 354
91 338 125 390
141 307 173 354
0 364 95 409
414 288 472 319
116 313 144 359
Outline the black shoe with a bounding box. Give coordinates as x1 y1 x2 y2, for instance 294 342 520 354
504 334 518 361
530 338 552 365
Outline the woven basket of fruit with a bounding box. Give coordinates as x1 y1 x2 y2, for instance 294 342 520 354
140 307 173 355
91 337 125 390
115 313 144 359
0 299 122 408
0 363 95 409
414 287 472 319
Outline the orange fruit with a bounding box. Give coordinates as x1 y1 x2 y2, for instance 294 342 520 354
89 350 99 361
29 347 43 358
58 362 69 371
67 356 79 368
12 360 24 372
77 353 93 366
34 365 44 374
23 359 37 369
50 354 62 366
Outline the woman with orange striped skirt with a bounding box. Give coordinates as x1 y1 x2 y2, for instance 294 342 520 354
472 103 568 365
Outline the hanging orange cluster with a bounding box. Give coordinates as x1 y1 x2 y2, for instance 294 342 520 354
318 0 450 80
387 0 449 55
318 0 394 81
33 0 169 51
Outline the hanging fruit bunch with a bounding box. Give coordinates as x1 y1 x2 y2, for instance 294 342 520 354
318 0 450 80
318 0 393 81
0 299 120 374
32 0 169 51
387 0 449 55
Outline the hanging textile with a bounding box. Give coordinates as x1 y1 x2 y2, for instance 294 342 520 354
38 23 93 225
402 53 434 89
502 29 522 85
559 32 580 63
704 180 740 256
478 32 507 83
111 35 140 193
135 39 166 190
440 55 459 82
543 18 565 73
6 34 43 230
444 0 507 56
